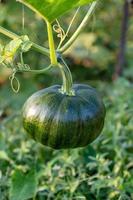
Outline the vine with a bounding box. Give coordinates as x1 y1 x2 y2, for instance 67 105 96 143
53 20 66 48
59 2 97 53
9 70 20 93
0 1 97 94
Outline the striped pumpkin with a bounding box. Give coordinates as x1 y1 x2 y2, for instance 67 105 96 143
22 84 106 149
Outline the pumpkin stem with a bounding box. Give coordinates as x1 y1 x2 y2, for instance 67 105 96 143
46 21 58 65
57 55 75 96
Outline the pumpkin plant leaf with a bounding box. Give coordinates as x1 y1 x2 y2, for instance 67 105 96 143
17 0 96 23
21 40 32 52
0 44 5 64
20 35 33 52
0 36 32 67
0 55 4 64
0 44 4 53
9 169 38 200
4 38 22 63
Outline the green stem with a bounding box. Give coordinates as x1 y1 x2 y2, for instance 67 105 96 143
16 64 52 74
0 26 50 57
57 56 74 96
46 21 57 65
59 1 98 53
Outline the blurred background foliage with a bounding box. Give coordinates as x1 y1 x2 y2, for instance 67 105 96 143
0 0 133 200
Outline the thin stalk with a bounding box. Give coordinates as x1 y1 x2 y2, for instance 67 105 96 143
59 1 98 53
57 7 80 49
65 7 80 40
46 21 57 65
0 26 50 56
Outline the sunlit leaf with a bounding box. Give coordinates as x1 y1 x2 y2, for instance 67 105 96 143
4 38 22 63
0 36 32 66
18 0 96 22
20 35 32 52
0 44 4 53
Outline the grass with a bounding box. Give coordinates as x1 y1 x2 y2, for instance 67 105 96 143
0 77 132 200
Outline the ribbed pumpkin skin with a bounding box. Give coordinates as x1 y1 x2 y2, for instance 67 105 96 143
22 84 106 149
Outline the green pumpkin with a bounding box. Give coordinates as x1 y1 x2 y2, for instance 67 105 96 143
22 84 106 149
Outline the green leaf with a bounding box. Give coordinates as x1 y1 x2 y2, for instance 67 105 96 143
9 169 38 200
0 55 4 64
0 44 4 63
18 0 96 23
0 36 31 66
21 40 33 52
20 35 32 52
0 44 4 53
4 38 22 63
